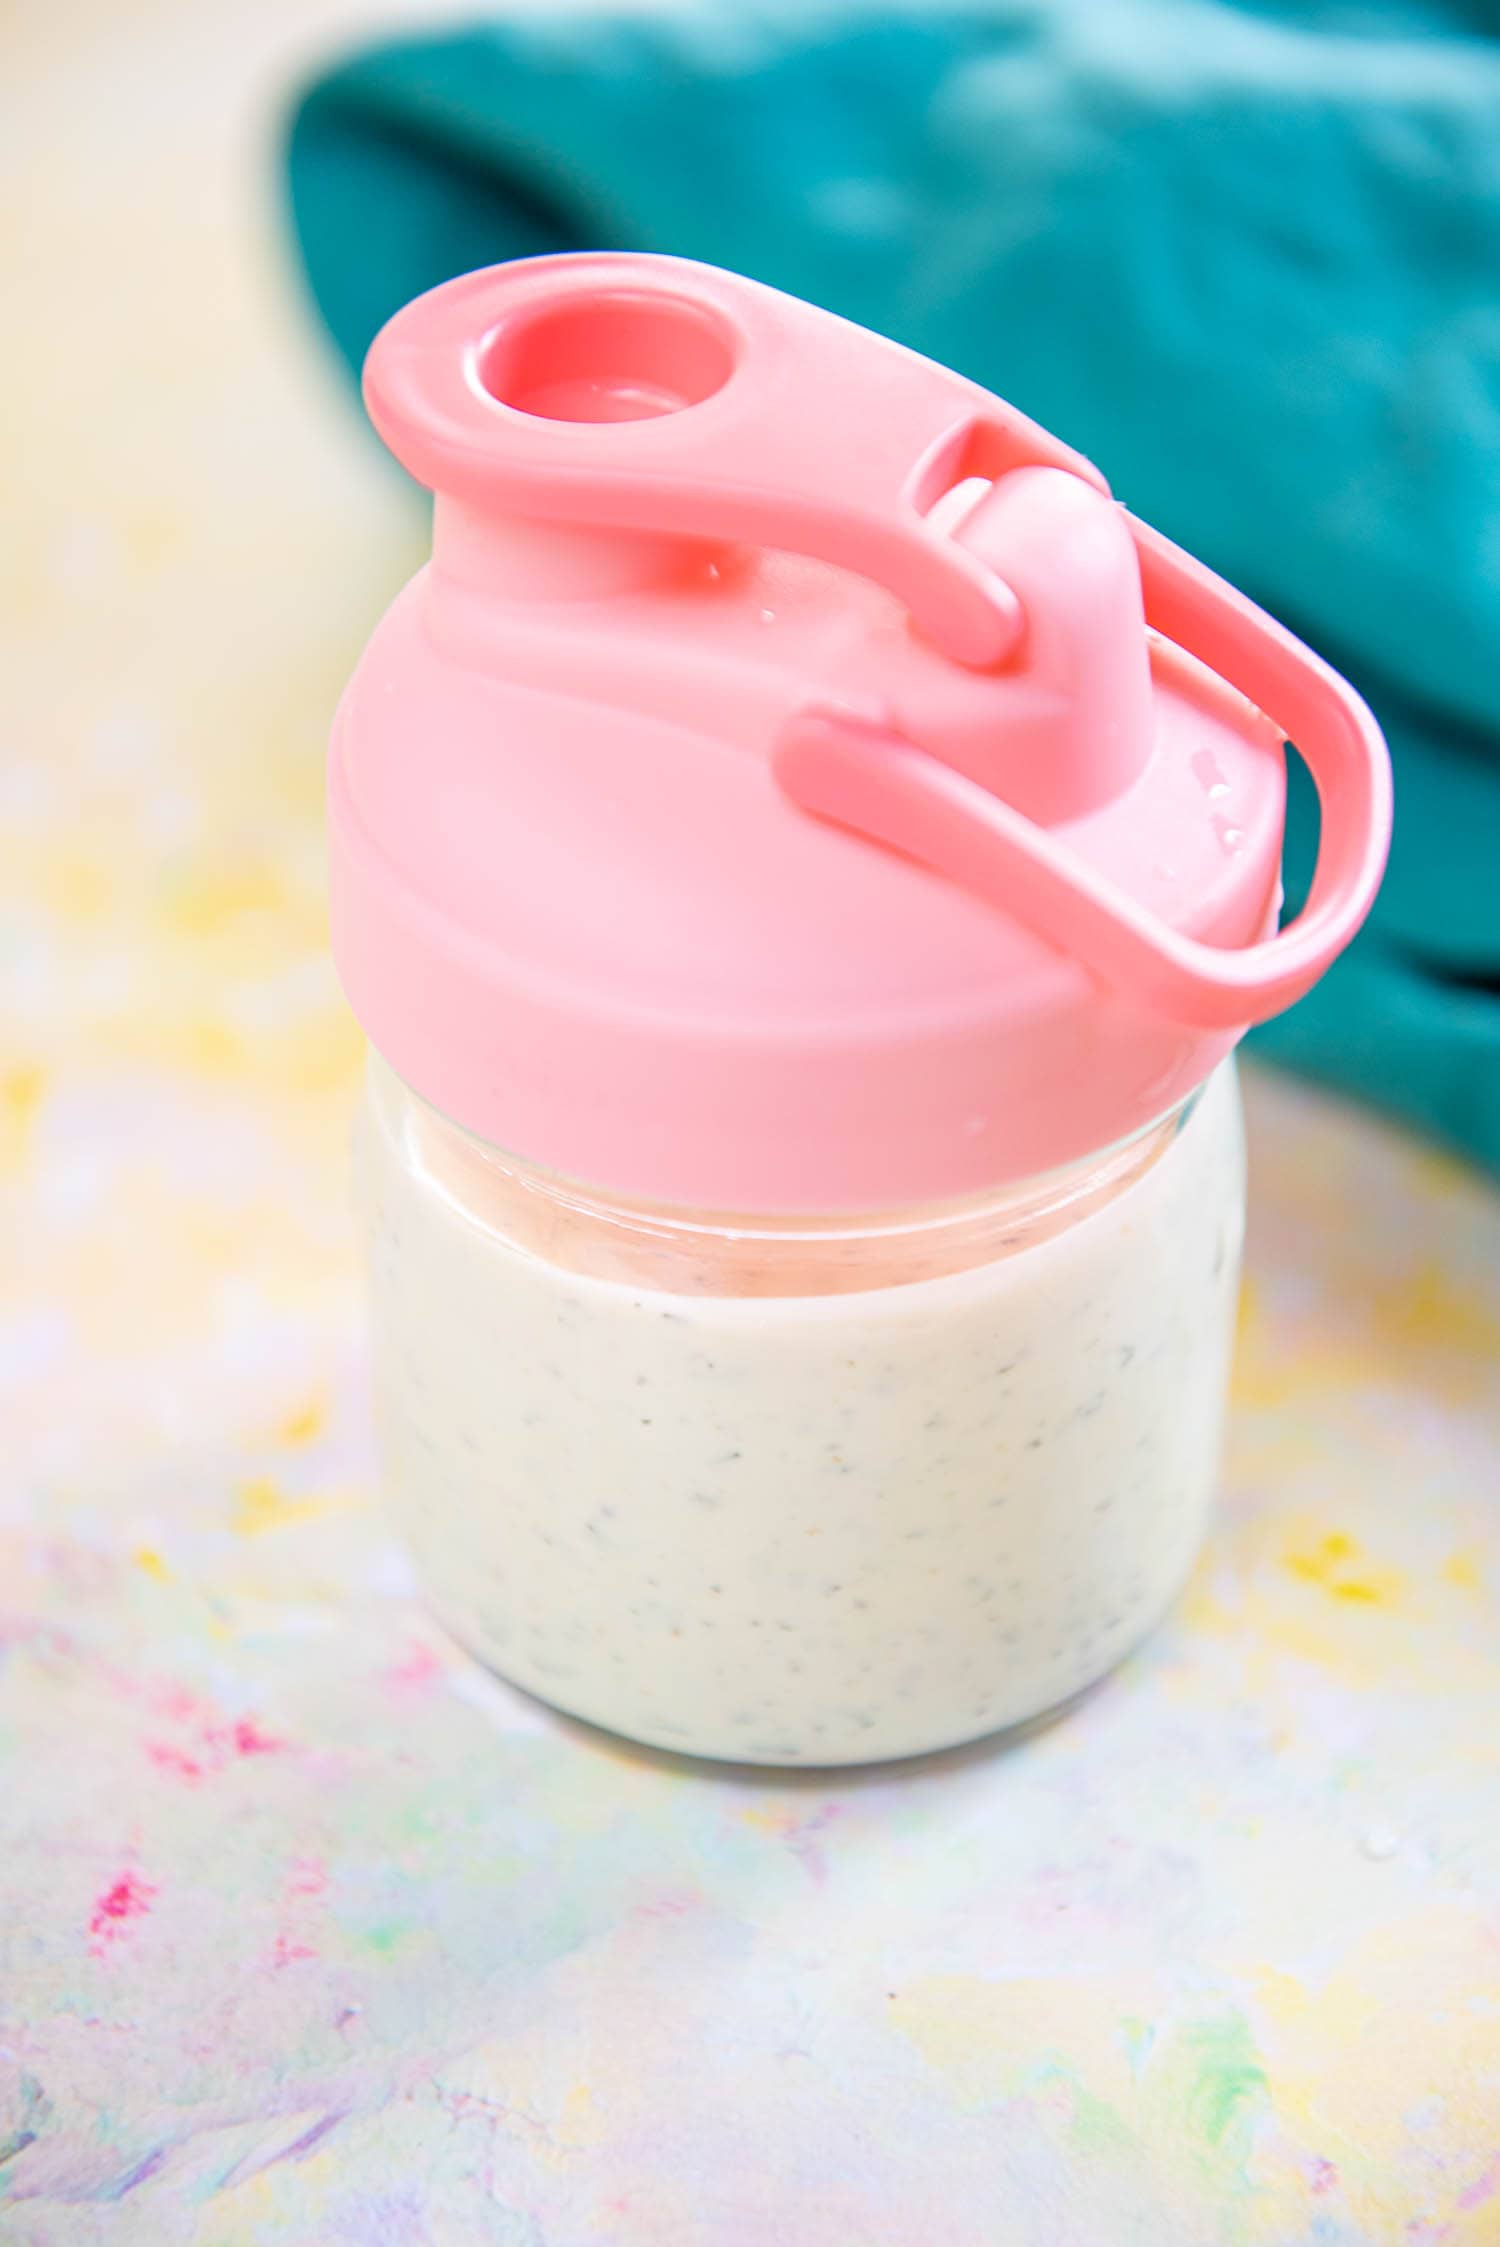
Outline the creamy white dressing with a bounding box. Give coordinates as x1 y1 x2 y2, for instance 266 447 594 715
358 1058 1244 1764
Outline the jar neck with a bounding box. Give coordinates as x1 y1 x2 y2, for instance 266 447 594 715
374 1053 1203 1299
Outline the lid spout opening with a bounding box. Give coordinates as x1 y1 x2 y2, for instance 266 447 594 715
476 290 737 425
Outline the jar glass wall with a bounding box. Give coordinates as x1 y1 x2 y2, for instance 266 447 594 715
356 1053 1245 1765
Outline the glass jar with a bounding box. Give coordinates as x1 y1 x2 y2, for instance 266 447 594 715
356 1052 1245 1765
336 258 1387 1768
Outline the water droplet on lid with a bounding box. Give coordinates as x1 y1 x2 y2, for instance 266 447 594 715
1361 1826 1400 1861
758 607 776 625
1212 817 1246 854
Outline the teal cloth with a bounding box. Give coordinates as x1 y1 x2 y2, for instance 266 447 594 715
285 0 1500 1170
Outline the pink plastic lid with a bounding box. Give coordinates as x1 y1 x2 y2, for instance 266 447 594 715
331 253 1391 1212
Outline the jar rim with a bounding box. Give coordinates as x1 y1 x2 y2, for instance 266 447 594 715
369 1049 1221 1299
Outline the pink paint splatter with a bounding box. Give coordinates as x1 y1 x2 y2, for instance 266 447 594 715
145 1741 206 1783
144 1713 286 1782
1309 2157 1338 2196
286 1856 328 1899
88 1870 157 1955
1458 2153 1500 2213
636 1887 700 1919
271 1933 317 1968
226 1717 282 1757
387 1641 442 1688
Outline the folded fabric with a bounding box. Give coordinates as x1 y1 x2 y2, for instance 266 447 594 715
285 0 1500 1170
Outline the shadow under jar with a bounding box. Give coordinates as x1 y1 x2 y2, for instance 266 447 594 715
358 1054 1245 1765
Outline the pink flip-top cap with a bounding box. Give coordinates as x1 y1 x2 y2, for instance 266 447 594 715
329 254 1391 1211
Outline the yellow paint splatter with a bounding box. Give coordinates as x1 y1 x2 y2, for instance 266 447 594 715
0 1064 46 1168
1369 1261 1500 1402
1299 1529 1355 1566
277 1005 366 1094
558 2083 595 2143
3 1064 46 1120
183 1019 243 1074
1232 1255 1500 1415
166 861 286 936
132 1546 171 1583
1283 1530 1401 1610
1444 1549 1484 1594
274 1393 326 1447
232 1476 331 1537
741 1802 794 1836
1251 1926 1500 2241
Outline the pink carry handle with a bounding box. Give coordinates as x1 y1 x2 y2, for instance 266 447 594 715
365 253 1390 1036
362 252 1107 668
775 517 1393 1031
